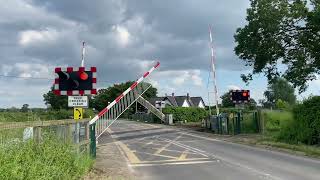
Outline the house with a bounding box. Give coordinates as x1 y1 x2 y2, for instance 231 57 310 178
149 93 206 108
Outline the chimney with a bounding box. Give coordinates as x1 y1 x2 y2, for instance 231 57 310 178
187 93 189 98
172 93 174 97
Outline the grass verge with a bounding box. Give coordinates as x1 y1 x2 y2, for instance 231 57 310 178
0 136 93 180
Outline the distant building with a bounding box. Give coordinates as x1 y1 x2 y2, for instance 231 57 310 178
149 93 206 109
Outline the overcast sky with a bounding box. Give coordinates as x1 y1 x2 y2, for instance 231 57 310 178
0 0 319 108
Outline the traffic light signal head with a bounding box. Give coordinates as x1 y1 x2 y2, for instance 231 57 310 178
54 67 97 96
230 90 250 104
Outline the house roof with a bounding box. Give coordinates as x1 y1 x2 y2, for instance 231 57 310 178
149 95 205 108
165 96 178 106
190 97 205 106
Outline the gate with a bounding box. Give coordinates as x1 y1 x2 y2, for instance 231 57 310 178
88 62 161 157
204 110 261 135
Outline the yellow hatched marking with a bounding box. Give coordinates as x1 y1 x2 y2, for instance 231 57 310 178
178 150 188 160
116 141 141 164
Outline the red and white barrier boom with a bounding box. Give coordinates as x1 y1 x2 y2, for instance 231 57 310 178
89 62 160 140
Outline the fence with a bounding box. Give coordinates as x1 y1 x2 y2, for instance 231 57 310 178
203 110 262 135
0 119 90 153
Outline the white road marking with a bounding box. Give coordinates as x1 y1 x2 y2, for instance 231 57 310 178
129 160 215 167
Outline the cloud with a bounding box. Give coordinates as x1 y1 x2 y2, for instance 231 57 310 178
227 85 241 90
1 0 281 108
19 29 59 46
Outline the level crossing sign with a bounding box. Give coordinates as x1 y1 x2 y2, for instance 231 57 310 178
68 96 88 107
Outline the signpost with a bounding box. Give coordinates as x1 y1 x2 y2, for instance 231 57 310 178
68 96 88 107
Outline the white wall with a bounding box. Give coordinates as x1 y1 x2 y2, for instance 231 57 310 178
198 101 205 108
182 100 190 107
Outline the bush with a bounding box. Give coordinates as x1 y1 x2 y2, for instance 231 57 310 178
0 137 93 179
162 107 208 122
286 96 320 145
264 111 293 133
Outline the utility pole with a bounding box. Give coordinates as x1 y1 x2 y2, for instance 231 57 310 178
81 42 86 67
209 26 220 116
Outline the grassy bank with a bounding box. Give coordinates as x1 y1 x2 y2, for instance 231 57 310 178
0 136 93 179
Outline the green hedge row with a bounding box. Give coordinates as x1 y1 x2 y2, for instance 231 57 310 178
278 96 320 145
162 107 208 122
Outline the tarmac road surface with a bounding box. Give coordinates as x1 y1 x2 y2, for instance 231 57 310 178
98 120 320 180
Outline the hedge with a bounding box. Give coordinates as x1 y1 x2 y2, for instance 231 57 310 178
162 107 208 122
278 96 320 145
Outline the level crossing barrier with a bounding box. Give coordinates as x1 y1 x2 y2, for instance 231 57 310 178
89 62 160 157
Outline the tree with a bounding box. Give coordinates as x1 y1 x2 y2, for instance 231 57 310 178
21 104 29 112
92 81 158 111
234 0 320 92
276 99 289 110
262 78 296 108
43 87 68 110
246 98 257 110
220 92 234 108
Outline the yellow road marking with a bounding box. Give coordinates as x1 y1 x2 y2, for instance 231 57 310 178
137 151 177 159
116 141 141 164
178 150 188 160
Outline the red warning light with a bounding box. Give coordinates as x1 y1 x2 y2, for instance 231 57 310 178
242 92 248 97
79 72 88 81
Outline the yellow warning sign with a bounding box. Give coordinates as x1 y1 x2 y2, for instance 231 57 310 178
74 107 83 120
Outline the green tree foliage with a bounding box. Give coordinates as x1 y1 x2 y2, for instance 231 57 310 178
21 104 29 112
92 81 157 111
221 92 234 108
276 99 289 110
43 87 68 110
235 0 320 92
261 78 296 108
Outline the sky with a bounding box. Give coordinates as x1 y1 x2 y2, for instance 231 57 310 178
0 0 319 108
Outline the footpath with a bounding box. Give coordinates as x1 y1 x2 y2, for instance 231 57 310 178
84 130 136 180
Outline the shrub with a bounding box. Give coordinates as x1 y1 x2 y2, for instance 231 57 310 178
162 107 208 122
288 96 320 145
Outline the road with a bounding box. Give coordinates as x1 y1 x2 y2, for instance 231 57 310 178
98 120 320 180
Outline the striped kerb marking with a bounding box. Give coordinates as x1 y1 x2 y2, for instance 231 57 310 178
90 61 160 124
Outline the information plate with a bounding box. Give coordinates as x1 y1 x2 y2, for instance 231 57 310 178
68 96 88 107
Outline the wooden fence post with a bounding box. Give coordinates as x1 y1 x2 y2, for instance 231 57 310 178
33 127 42 143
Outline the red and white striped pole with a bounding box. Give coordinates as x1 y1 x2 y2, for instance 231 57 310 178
81 42 85 67
209 26 220 116
89 61 160 125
